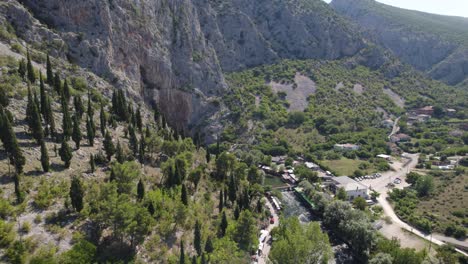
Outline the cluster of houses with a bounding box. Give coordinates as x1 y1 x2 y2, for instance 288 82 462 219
262 156 370 202
407 105 458 124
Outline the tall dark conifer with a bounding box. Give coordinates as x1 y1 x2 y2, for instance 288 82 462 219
74 96 84 119
90 154 95 173
194 220 202 256
39 73 47 118
18 59 26 80
46 54 53 85
45 95 56 138
70 177 84 212
103 131 115 161
0 107 25 174
72 115 82 149
181 184 188 206
40 140 49 173
62 97 72 140
54 73 61 95
137 179 145 201
26 50 36 84
100 103 106 136
63 79 71 102
86 115 95 147
59 139 73 168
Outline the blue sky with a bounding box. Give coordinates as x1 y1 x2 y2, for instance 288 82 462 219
323 0 468 18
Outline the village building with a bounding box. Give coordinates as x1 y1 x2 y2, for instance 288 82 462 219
446 108 457 117
330 176 368 200
376 154 391 161
334 143 360 151
305 161 320 170
415 106 434 116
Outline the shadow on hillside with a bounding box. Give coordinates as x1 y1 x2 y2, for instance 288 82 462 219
50 163 67 173
0 173 13 184
24 170 44 177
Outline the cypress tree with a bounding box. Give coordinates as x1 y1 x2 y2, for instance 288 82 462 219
90 154 95 173
191 256 197 264
181 184 188 206
179 241 185 264
129 125 138 156
218 190 224 213
201 254 207 264
0 108 25 174
26 85 34 129
26 50 36 84
136 107 143 131
40 140 49 173
138 137 145 164
45 95 56 139
46 54 53 85
14 174 24 203
100 103 106 136
59 140 72 168
86 115 95 147
228 175 236 203
87 95 94 117
103 131 115 161
74 96 84 119
39 73 47 118
18 59 26 80
72 115 81 149
54 73 62 95
28 89 44 143
147 202 155 215
205 236 214 253
70 177 84 212
63 79 71 102
115 141 125 163
220 211 228 237
62 97 72 140
234 205 240 220
109 168 116 182
194 220 202 256
0 86 9 107
137 178 145 201
206 149 210 164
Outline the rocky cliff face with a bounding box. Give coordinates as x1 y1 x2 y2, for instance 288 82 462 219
1 0 366 138
331 0 468 87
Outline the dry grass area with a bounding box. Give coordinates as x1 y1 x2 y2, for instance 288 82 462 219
416 172 468 232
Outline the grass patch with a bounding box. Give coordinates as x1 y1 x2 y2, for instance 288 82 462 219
321 158 374 176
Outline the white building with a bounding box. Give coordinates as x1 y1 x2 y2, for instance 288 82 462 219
331 176 368 200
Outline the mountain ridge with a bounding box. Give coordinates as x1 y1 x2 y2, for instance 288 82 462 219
331 0 468 87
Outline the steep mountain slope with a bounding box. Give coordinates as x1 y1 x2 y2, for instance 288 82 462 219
0 0 366 137
331 0 468 87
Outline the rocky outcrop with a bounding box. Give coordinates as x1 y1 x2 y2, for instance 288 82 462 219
331 0 468 86
1 0 366 138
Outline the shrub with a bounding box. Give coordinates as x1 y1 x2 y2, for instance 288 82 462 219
21 221 31 233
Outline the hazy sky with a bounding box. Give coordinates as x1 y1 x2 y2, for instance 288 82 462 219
323 0 468 18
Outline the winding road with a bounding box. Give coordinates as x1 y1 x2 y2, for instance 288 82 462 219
361 153 468 257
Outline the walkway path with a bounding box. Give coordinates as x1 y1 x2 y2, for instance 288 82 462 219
257 198 280 264
361 153 468 256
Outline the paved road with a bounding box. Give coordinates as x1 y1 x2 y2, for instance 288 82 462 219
361 153 468 257
257 198 280 264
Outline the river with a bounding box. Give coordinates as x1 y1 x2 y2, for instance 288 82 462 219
280 191 314 223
